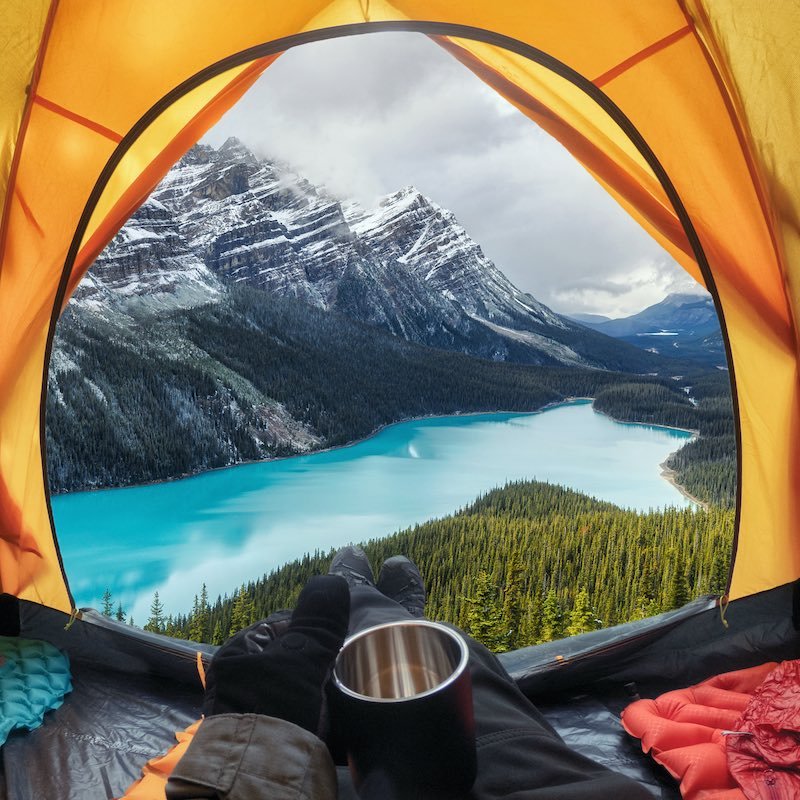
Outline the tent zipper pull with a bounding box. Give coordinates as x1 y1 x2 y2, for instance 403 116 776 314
719 593 730 628
64 607 81 630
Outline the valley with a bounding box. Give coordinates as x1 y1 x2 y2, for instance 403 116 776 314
47 139 737 644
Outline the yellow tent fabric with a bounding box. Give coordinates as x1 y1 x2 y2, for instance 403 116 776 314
0 1 797 613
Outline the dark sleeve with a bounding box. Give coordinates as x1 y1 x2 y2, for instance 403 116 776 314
166 714 337 800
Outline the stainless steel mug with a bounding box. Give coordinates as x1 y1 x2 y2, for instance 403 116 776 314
331 620 476 799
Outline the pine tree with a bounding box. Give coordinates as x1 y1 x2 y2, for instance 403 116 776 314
709 549 729 595
144 591 166 633
519 591 541 646
463 571 504 651
188 584 210 643
212 619 228 646
538 589 565 643
101 588 114 617
630 596 659 620
566 587 598 637
665 563 691 611
229 585 256 634
115 602 126 623
501 550 525 651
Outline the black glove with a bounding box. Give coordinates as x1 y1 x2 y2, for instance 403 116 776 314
202 575 350 736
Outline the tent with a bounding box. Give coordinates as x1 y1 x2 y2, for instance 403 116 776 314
1 2 798 797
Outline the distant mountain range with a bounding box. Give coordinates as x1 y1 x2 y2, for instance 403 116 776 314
568 293 726 368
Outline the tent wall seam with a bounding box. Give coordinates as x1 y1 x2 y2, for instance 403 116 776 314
32 95 123 143
0 0 60 275
593 25 693 87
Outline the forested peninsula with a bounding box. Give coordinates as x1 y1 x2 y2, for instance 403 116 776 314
131 480 733 651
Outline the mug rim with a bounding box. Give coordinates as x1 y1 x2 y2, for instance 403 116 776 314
332 620 470 704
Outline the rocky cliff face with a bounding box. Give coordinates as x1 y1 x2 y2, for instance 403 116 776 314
76 196 223 315
78 138 670 371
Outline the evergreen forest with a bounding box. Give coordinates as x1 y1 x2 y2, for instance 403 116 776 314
125 480 734 652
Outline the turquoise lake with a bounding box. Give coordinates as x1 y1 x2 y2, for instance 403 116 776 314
52 399 694 621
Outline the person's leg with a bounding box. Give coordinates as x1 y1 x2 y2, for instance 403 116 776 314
330 549 652 798
330 546 416 634
463 633 652 798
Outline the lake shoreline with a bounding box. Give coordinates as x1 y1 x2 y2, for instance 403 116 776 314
590 406 700 506
51 397 697 501
56 400 700 616
659 462 709 510
51 400 584 496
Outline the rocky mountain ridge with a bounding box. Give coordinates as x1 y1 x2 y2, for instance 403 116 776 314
47 140 718 493
79 138 677 372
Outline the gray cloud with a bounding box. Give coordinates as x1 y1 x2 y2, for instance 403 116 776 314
205 32 704 317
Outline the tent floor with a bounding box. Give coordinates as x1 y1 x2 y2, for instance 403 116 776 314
12 582 800 799
2 649 677 799
540 694 680 799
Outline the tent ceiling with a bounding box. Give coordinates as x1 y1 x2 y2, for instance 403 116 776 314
1 1 798 613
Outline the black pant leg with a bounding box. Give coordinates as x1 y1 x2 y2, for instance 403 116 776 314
342 585 651 799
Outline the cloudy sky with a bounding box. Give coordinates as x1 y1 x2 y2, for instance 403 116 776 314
204 33 703 318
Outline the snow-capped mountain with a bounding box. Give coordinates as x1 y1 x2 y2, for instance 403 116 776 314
80 138 672 372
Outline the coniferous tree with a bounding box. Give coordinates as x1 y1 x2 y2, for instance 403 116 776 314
212 618 228 646
519 591 542 646
115 602 126 623
631 596 659 620
144 591 166 633
665 562 691 611
566 587 598 637
709 550 729 595
501 550 525 651
101 588 114 617
188 584 210 643
463 571 503 651
539 589 565 643
229 585 256 634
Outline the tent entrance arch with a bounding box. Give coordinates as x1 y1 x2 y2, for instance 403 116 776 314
6 5 797 617
3 6 800 799
40 20 739 615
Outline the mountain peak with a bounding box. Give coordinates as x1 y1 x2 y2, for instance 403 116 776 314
217 136 260 168
219 135 247 153
379 185 429 210
660 291 713 307
79 139 675 372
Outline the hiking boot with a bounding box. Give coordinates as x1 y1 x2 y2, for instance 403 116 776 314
329 545 375 588
377 556 426 618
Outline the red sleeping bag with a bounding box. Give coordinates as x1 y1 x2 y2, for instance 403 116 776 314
621 660 800 800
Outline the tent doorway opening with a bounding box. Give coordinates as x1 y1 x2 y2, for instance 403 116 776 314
8 8 800 800
47 30 736 652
